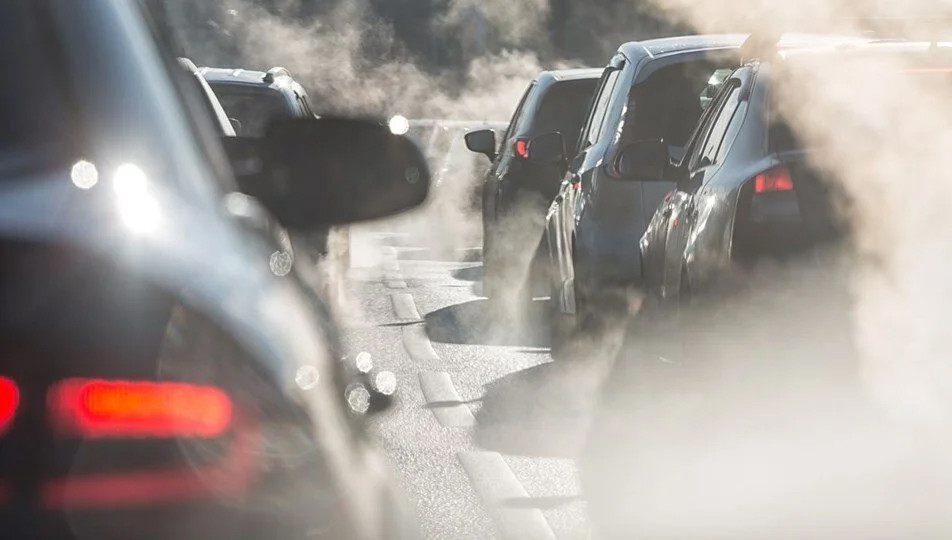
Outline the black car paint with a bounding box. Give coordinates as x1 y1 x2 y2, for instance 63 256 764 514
478 69 600 299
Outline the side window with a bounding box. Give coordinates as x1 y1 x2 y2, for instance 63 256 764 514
503 84 534 145
697 83 741 166
713 100 748 163
582 68 621 149
686 80 736 169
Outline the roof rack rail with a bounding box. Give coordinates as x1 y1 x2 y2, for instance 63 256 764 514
263 66 291 83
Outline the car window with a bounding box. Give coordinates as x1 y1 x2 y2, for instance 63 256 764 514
621 60 723 152
531 79 599 152
502 83 535 146
685 79 735 169
697 83 741 166
581 68 621 150
211 85 293 137
713 99 748 164
687 79 738 169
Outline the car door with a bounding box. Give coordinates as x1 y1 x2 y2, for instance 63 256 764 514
663 75 746 298
548 59 624 308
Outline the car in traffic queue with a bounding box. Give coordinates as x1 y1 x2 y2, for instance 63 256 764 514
465 69 601 301
0 1 427 538
199 66 336 258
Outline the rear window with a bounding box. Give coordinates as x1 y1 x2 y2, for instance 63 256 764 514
210 84 293 137
529 79 599 151
0 2 76 172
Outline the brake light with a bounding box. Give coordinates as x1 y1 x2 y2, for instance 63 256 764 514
754 165 794 194
515 139 529 159
0 377 18 434
571 181 581 191
49 379 232 438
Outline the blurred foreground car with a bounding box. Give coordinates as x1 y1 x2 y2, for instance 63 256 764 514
465 69 600 301
0 1 427 538
584 37 952 538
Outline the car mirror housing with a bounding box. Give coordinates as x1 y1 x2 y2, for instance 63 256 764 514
614 139 670 181
231 117 430 229
464 129 497 161
526 132 566 165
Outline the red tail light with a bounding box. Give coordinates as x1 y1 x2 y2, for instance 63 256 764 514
0 377 19 434
754 164 794 194
514 138 529 159
49 379 232 439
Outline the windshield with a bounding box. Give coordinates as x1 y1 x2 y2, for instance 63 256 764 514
209 84 292 137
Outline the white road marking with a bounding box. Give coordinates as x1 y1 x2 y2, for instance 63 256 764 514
385 279 409 290
401 325 441 363
391 293 422 321
458 451 557 540
418 371 476 427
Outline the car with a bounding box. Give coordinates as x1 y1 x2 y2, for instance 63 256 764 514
536 36 746 327
199 66 317 137
198 66 338 258
0 1 427 538
584 36 952 538
464 69 601 301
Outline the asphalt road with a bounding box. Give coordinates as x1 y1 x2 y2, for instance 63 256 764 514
337 225 624 540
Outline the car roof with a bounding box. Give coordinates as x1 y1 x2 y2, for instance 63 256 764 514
534 68 602 90
198 66 298 92
618 33 873 60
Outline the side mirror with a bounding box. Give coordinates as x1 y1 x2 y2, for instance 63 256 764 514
614 139 670 181
526 132 566 165
465 129 496 161
233 117 430 229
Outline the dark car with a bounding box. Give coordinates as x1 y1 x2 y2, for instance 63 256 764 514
0 1 427 538
537 36 745 324
199 66 336 257
584 38 952 538
465 69 601 301
199 66 316 137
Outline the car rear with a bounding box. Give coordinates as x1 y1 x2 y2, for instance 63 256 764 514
0 241 323 539
730 52 951 265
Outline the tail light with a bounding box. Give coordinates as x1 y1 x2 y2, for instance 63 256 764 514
514 138 529 159
0 377 18 434
754 164 794 194
49 379 232 439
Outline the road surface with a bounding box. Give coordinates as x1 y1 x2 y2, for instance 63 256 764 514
337 225 623 539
